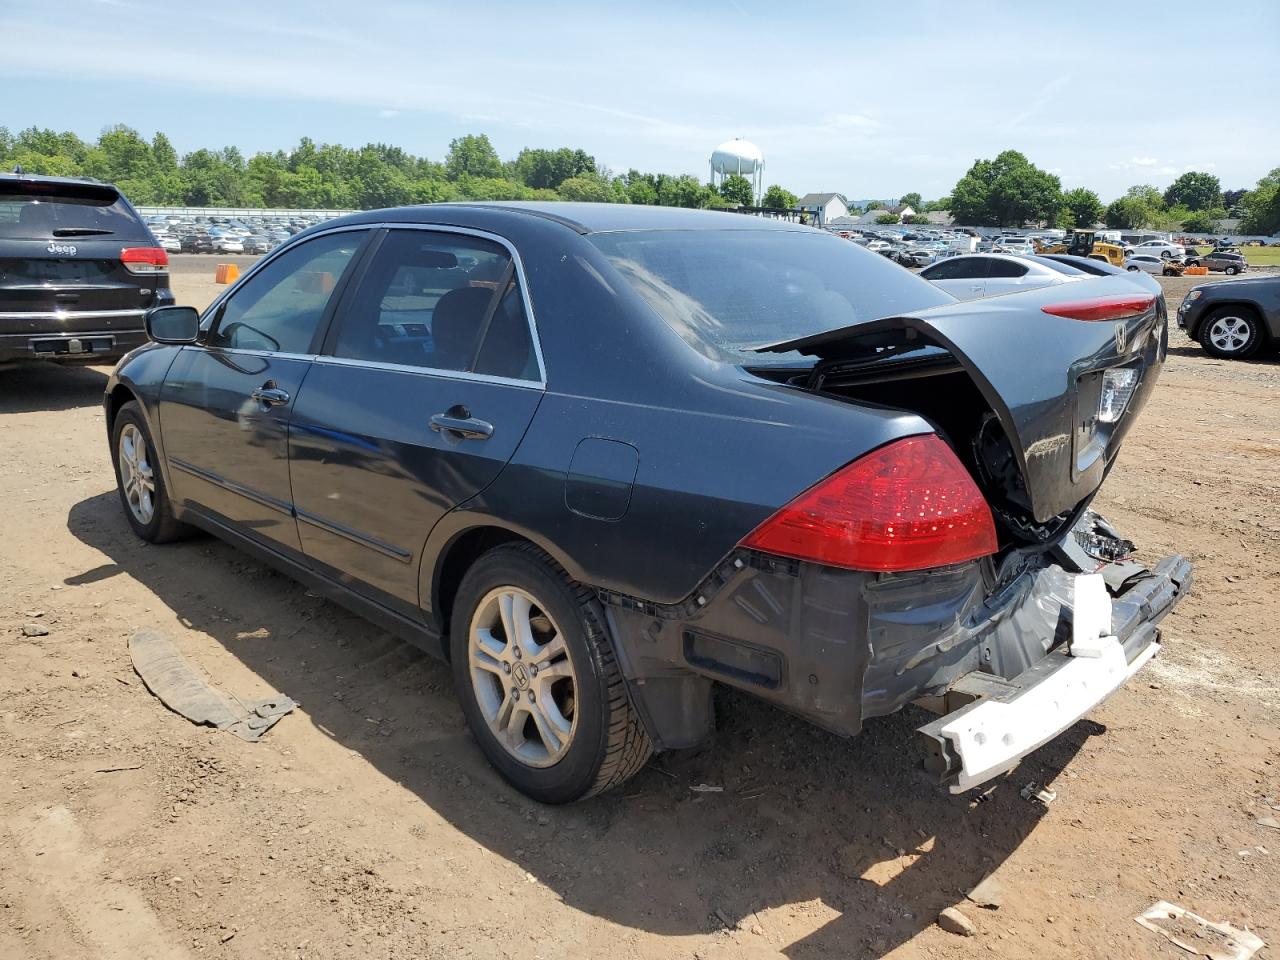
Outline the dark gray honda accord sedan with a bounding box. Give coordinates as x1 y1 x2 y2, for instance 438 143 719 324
104 202 1191 803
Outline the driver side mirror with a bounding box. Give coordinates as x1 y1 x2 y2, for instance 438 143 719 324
145 305 200 344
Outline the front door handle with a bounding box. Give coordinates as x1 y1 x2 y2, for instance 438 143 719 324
430 411 494 440
251 381 290 407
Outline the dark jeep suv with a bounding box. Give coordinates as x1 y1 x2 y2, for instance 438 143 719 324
0 173 173 364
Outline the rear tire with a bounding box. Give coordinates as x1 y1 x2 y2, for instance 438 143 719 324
1126 266 1139 272
449 543 652 803
1199 307 1262 359
1225 265 1240 275
110 401 190 542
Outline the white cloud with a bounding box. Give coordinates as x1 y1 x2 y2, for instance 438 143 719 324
377 109 400 119
1131 156 1158 166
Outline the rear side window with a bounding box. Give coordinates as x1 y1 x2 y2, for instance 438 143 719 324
986 259 1028 278
0 180 147 240
331 229 538 379
209 231 364 354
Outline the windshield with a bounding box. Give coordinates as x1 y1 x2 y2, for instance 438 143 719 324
0 181 144 240
591 229 950 365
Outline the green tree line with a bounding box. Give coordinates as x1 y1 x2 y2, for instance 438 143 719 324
0 125 763 212
946 150 1279 235
5 124 1277 236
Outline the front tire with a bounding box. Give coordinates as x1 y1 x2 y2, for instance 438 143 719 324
110 401 189 542
450 543 652 803
1199 308 1262 359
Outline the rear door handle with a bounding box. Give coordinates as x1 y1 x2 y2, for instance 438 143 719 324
430 412 494 440
251 382 290 407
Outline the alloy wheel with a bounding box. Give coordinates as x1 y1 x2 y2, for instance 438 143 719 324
1207 315 1252 354
118 423 156 524
468 587 578 768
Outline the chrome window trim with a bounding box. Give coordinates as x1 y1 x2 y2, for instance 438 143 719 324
312 353 543 391
347 222 548 386
192 346 319 362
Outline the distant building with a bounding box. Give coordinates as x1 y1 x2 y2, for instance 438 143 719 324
796 192 849 225
849 207 911 226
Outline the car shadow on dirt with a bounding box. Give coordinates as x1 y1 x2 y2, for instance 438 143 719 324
1 361 110 414
1164 343 1279 363
67 490 1096 958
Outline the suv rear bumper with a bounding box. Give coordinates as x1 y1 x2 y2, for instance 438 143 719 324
0 310 149 362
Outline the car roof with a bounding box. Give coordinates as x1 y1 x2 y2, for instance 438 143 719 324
330 201 811 236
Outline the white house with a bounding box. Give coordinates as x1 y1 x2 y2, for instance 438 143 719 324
795 192 849 225
850 204 927 225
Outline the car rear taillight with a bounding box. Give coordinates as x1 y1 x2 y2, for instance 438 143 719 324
740 434 998 573
120 246 168 274
1041 293 1156 321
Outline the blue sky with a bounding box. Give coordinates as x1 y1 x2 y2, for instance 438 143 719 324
2 0 1277 201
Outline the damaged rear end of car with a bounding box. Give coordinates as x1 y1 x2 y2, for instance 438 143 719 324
605 271 1190 793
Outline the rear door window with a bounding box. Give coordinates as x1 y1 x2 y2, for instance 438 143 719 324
986 259 1029 278
209 231 365 354
330 229 538 379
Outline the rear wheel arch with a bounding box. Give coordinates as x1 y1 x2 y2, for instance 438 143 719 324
428 524 584 633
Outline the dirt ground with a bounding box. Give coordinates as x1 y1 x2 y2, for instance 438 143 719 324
2 260 1277 960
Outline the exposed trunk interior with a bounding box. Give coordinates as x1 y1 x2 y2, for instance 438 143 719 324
749 330 1079 548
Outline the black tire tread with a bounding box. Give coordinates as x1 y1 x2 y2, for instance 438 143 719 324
111 401 190 543
1198 305 1263 359
459 542 652 800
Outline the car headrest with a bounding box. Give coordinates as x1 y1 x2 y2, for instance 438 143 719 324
431 287 494 368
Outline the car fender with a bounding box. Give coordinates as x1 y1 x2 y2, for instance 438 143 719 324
105 343 185 505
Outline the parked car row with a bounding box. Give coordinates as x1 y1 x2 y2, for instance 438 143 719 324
146 211 337 257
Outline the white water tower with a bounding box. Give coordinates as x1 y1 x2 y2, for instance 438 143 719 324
709 138 764 205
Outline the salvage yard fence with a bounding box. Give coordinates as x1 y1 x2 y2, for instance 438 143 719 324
135 206 354 220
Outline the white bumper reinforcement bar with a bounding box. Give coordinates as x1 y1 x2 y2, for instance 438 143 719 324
919 572 1167 793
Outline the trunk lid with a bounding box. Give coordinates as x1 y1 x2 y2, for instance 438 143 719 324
757 276 1167 527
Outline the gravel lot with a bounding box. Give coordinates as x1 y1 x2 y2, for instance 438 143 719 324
1 264 1277 960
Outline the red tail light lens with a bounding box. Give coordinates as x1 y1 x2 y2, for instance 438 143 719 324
1041 293 1156 321
740 434 998 572
120 246 168 274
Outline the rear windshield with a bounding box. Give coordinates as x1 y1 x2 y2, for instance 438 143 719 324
590 229 951 365
0 181 144 240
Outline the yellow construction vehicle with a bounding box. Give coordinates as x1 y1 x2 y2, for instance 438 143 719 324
1037 229 1126 267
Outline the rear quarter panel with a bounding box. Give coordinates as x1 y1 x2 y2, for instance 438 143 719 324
423 374 930 611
